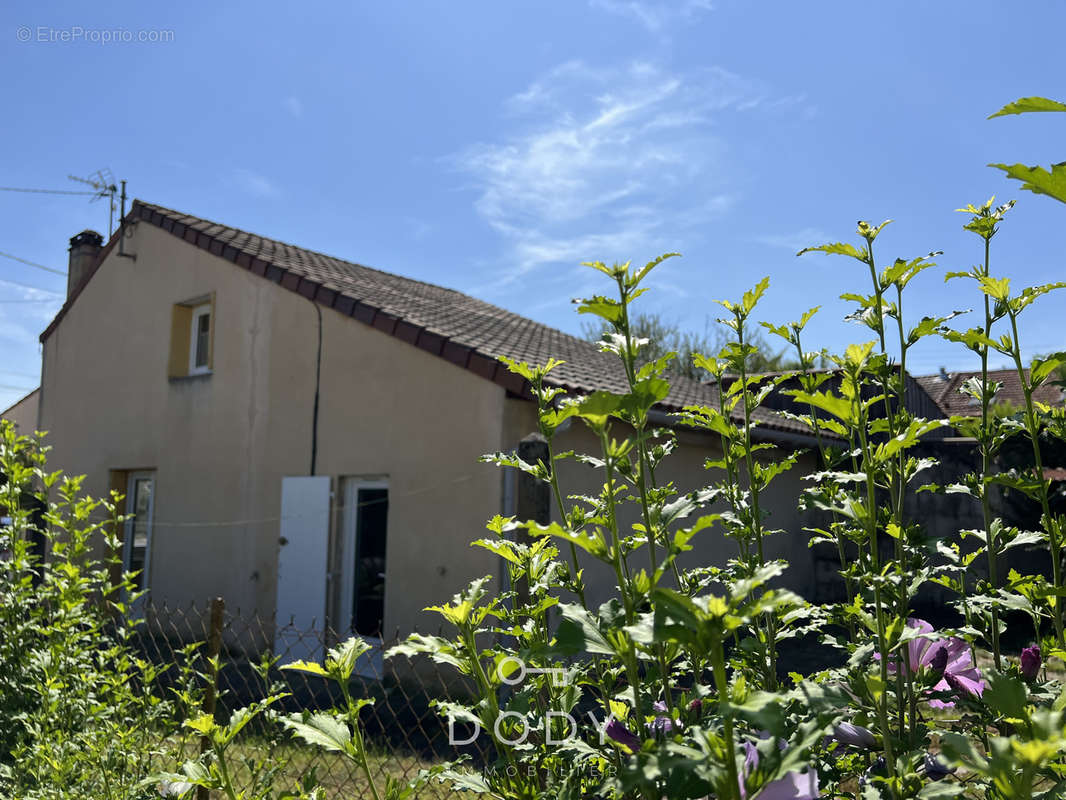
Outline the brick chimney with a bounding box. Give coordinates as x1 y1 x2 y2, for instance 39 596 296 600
67 230 103 298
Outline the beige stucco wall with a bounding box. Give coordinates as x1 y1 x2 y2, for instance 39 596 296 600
1 388 39 434
39 221 504 636
500 397 821 606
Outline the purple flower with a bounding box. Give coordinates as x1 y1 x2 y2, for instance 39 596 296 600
648 700 677 734
1021 645 1042 681
740 740 819 800
832 722 877 749
922 753 955 782
605 719 640 753
883 618 985 709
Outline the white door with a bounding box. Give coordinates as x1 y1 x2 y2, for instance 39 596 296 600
275 476 331 660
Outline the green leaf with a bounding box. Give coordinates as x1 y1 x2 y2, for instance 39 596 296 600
184 713 218 736
574 294 624 326
632 252 680 288
1032 354 1066 387
978 275 1011 302
555 603 615 656
282 713 352 753
918 781 965 799
939 731 989 770
797 241 867 262
326 637 372 681
471 538 522 565
439 769 494 795
787 390 855 424
989 96 1066 118
574 391 623 429
281 659 329 678
741 277 771 316
620 377 671 421
989 162 1066 206
528 520 608 559
982 671 1028 719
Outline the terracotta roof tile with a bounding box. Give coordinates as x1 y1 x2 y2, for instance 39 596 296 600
43 201 822 440
916 370 1065 416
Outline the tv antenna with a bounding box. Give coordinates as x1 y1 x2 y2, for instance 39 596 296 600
68 168 118 237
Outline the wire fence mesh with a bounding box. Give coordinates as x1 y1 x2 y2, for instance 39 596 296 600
134 599 491 798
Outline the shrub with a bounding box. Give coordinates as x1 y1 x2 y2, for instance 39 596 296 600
0 422 201 799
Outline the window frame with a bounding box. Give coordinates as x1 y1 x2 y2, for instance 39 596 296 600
122 470 156 597
168 293 215 379
188 302 212 375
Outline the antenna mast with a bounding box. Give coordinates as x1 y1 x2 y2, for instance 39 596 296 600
68 169 118 237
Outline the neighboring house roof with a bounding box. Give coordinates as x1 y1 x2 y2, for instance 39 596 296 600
0 387 39 419
728 368 947 424
0 387 40 435
917 369 1066 417
42 200 818 439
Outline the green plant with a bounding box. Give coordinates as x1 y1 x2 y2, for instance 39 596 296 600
0 421 202 799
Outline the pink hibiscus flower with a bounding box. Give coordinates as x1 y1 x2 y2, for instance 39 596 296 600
886 618 984 709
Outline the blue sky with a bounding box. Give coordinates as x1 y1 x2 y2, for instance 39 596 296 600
2 1 1064 411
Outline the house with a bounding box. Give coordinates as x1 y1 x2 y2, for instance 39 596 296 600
1 388 39 434
911 368 1066 578
916 368 1066 417
33 201 842 651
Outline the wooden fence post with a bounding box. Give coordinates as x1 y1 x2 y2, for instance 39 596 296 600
197 596 225 800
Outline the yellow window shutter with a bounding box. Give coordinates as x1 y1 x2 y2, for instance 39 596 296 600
169 304 192 377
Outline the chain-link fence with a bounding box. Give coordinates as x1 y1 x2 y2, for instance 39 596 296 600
133 599 490 798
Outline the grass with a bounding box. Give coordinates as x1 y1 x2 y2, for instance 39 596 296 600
180 736 468 799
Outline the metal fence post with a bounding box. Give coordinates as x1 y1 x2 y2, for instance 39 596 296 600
516 433 552 527
197 596 225 800
514 433 551 611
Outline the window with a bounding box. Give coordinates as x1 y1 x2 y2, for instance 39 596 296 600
190 304 211 374
168 294 214 378
123 471 155 593
337 479 389 638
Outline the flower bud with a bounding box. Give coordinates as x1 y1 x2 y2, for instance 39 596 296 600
1021 645 1042 681
832 722 877 750
928 644 948 676
923 753 955 781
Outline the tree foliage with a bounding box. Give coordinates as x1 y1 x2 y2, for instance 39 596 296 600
582 311 800 381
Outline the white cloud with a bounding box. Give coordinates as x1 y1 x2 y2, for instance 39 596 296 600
284 96 303 117
454 61 760 285
234 169 279 198
756 228 834 254
589 0 713 33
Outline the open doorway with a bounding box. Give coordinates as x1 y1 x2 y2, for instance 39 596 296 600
338 478 389 640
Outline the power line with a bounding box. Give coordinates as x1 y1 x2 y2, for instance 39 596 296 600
0 383 35 393
0 298 60 304
0 250 66 276
0 186 97 196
